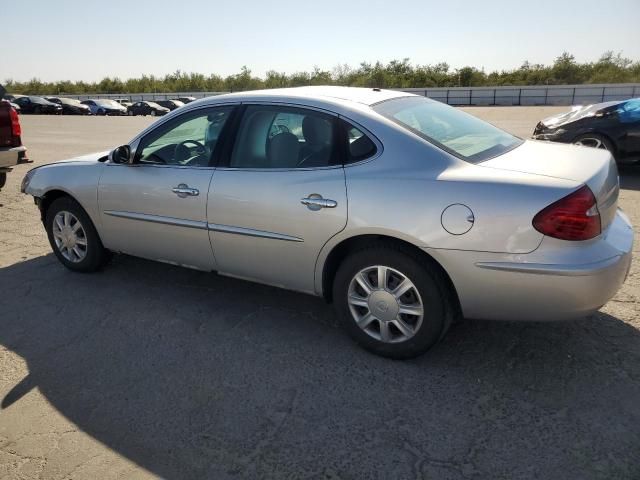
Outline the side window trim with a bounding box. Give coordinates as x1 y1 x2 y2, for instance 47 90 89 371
132 104 237 168
338 115 384 166
218 103 345 170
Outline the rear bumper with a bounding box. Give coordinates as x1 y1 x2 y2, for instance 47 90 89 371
427 210 634 321
0 145 28 168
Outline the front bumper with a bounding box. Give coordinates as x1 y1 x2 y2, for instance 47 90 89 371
427 210 634 321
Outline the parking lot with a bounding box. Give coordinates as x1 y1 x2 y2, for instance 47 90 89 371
0 107 639 479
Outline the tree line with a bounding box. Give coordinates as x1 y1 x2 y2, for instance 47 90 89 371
5 52 640 96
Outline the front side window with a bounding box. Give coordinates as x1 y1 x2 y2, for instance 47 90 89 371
373 96 522 163
229 105 337 169
136 106 233 167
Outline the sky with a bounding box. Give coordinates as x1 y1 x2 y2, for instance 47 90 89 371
3 0 640 82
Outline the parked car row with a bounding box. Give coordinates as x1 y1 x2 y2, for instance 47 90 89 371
4 94 197 116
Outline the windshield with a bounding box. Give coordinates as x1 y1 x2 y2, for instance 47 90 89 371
146 102 162 108
373 96 522 163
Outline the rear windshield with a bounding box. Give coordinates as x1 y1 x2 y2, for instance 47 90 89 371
373 96 522 163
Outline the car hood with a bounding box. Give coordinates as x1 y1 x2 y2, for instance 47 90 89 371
540 101 621 128
50 150 110 165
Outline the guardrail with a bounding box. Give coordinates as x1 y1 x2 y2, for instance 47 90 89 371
400 84 640 106
55 83 640 107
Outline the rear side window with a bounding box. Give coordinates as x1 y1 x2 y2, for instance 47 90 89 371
229 105 338 169
344 123 377 163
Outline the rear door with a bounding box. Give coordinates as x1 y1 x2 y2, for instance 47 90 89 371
207 104 347 294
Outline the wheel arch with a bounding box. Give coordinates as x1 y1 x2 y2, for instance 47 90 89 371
38 189 94 226
319 233 460 310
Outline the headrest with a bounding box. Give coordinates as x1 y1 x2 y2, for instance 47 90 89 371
267 132 300 168
302 116 332 146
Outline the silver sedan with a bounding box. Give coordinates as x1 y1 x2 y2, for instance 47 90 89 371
21 87 634 358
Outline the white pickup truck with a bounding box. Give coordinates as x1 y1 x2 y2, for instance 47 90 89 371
0 85 29 190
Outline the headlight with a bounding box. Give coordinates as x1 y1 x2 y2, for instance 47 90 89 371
534 128 566 140
20 168 37 194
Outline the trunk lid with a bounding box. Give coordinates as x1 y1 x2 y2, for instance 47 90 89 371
479 140 619 230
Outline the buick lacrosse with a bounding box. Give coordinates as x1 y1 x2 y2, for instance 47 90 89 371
22 87 634 358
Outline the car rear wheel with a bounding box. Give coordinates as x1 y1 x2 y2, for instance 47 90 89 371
333 247 454 359
0 172 6 190
573 134 615 158
34 106 41 114
45 196 110 272
128 110 134 116
150 110 156 116
97 108 105 116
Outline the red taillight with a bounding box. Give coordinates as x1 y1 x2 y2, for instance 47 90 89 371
10 107 21 138
532 185 601 241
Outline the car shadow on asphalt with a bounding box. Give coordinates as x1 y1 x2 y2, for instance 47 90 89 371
0 254 639 479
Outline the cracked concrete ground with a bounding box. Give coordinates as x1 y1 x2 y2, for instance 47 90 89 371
0 108 638 480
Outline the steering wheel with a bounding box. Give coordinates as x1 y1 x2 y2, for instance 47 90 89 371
175 140 206 163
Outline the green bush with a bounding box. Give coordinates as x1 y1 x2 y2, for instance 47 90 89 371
4 52 639 95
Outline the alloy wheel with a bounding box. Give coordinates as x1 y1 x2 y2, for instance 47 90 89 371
52 211 88 263
574 137 609 150
347 265 424 343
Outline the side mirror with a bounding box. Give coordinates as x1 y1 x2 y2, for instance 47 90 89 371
111 145 131 164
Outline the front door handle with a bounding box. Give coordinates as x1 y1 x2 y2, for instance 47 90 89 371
172 184 199 198
301 195 337 211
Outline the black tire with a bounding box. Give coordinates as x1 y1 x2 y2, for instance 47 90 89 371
33 106 41 115
0 172 6 190
45 196 110 272
97 108 105 116
333 246 455 359
573 133 616 159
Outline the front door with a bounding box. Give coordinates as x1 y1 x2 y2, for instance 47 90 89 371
98 105 235 270
207 104 347 293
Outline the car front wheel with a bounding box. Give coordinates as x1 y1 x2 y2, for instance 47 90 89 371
45 196 110 272
573 134 615 159
333 246 455 359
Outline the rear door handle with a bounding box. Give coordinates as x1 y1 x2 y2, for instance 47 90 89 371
172 184 199 198
301 195 337 211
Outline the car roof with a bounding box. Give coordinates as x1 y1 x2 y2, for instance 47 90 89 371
195 86 414 108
